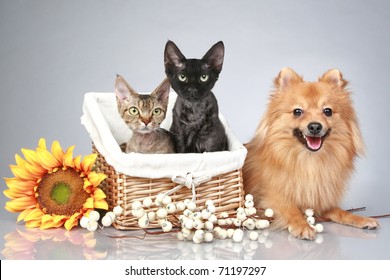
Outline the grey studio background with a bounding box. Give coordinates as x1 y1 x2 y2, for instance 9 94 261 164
0 0 389 260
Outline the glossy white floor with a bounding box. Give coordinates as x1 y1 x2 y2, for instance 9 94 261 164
1 215 389 260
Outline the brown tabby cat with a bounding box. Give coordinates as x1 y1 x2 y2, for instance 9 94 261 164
115 75 175 154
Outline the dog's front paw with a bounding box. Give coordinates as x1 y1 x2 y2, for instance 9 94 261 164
288 224 316 240
356 217 380 230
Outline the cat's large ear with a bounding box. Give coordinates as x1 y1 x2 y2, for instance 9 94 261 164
164 40 186 70
152 78 170 104
319 69 348 89
115 74 136 102
202 41 224 73
274 67 303 91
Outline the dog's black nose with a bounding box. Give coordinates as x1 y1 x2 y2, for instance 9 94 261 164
308 122 322 135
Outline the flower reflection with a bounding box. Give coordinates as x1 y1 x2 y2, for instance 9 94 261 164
2 227 107 260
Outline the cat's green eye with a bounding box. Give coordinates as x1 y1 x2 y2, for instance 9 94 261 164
178 73 187 82
200 74 209 82
153 108 162 116
128 107 139 116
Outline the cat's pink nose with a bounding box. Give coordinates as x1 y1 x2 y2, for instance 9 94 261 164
142 119 150 125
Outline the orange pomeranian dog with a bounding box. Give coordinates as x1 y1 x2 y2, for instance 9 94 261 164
243 67 379 240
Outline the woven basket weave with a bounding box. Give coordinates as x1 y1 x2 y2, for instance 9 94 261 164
93 145 245 230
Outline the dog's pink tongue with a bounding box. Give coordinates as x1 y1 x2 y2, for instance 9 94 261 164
306 136 322 150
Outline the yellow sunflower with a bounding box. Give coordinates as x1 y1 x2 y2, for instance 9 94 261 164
3 138 108 230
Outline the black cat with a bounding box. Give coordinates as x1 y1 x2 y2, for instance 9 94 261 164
164 40 228 153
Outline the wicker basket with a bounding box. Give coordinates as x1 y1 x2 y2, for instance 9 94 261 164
82 92 247 230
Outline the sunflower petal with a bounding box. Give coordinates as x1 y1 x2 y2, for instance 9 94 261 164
94 199 108 210
4 177 36 193
51 141 65 163
83 197 94 209
64 213 81 230
5 196 36 212
17 209 34 222
88 172 107 187
36 148 61 171
4 188 34 199
9 164 37 181
92 188 106 200
21 148 40 166
37 138 47 150
63 145 75 167
73 155 82 171
24 208 44 221
81 154 97 174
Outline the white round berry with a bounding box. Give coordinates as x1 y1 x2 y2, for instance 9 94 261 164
233 218 242 227
227 228 235 238
183 209 192 217
166 203 177 214
113 205 124 216
243 218 255 230
80 216 89 228
194 229 205 239
245 194 254 201
205 199 214 207
219 212 229 218
162 221 173 232
236 207 245 214
305 208 314 217
208 214 217 224
162 195 172 205
204 221 214 230
187 201 197 211
131 200 142 210
176 201 186 211
132 208 145 219
201 209 212 220
183 199 191 206
155 193 165 206
204 232 214 242
232 229 244 242
87 220 98 232
236 211 247 221
306 216 315 225
142 197 153 208
247 207 257 216
89 211 100 222
184 219 194 230
207 205 216 213
245 200 254 208
194 220 204 230
218 229 228 239
213 226 222 233
181 228 192 238
315 223 324 233
102 215 113 227
249 231 259 241
156 208 168 219
192 211 202 220
106 211 116 221
192 235 203 244
147 211 156 221
264 208 274 218
255 219 270 229
138 215 149 228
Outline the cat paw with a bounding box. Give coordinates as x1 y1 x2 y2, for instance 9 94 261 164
288 224 316 240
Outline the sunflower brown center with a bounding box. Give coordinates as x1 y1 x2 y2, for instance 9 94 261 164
37 168 89 216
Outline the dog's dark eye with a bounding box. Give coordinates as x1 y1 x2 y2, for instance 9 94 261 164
323 108 333 117
293 108 303 117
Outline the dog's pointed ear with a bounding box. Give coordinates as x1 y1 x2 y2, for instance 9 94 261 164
274 67 303 91
319 69 348 89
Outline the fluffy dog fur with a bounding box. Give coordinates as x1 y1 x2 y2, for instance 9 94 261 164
243 68 379 240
